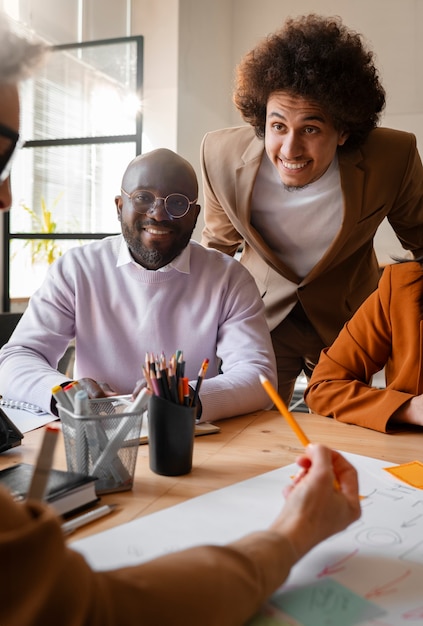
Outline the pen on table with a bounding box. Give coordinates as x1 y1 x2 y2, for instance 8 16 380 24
61 503 118 535
191 358 209 408
27 424 60 502
259 374 341 490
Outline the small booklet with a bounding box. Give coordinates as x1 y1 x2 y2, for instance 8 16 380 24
0 463 99 517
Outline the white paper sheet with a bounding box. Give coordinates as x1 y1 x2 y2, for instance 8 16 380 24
71 452 423 625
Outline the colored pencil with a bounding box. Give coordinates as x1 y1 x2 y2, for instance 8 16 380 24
191 358 209 408
259 375 310 446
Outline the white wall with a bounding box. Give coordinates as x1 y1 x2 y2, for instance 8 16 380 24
176 0 234 238
131 0 179 154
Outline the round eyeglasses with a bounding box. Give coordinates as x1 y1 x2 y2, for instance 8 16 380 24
121 188 197 219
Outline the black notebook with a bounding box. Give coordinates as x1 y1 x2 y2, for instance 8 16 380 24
0 463 99 517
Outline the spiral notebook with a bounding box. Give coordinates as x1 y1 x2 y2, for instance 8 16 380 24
0 399 52 435
0 398 46 415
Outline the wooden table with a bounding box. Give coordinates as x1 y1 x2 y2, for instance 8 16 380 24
1 410 421 541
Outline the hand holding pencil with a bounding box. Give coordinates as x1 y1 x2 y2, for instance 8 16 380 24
269 443 361 560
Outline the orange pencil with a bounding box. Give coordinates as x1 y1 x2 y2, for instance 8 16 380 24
259 375 309 446
178 377 184 405
182 377 190 406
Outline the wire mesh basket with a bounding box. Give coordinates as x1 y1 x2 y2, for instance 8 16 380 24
58 397 143 494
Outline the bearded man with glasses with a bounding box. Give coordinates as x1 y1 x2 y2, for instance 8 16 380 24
0 147 276 422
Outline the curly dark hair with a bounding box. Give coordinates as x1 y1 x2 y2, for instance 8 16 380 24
233 14 386 149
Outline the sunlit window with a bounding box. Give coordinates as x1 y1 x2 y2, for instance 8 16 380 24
4 35 143 310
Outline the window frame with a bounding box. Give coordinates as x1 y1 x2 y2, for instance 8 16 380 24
2 34 143 311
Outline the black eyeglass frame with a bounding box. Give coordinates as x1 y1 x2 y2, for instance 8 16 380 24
120 187 198 219
0 123 23 184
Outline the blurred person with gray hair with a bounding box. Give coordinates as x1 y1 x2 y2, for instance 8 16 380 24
0 13 47 211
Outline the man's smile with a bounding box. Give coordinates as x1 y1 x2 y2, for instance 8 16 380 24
143 225 173 236
280 159 310 170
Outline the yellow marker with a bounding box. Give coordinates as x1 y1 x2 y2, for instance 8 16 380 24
259 375 341 490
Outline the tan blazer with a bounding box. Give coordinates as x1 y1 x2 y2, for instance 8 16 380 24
305 261 423 432
200 126 423 344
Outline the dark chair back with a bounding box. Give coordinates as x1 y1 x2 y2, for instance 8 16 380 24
0 311 74 376
0 312 23 348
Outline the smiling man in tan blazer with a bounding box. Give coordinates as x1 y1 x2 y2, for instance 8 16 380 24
201 14 423 405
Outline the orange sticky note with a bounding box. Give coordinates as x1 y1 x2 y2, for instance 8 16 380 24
383 460 423 488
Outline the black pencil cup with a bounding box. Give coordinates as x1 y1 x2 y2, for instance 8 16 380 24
148 395 196 476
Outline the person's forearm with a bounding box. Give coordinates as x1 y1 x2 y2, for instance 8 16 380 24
101 531 297 626
389 396 423 427
0 345 68 412
1 488 297 626
198 368 275 422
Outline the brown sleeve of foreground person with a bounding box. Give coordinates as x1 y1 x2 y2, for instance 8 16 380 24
0 444 360 626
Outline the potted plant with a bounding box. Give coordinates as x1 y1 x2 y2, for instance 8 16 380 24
20 193 65 265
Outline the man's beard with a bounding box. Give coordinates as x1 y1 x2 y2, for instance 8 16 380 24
130 245 166 269
283 183 310 192
121 222 193 270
